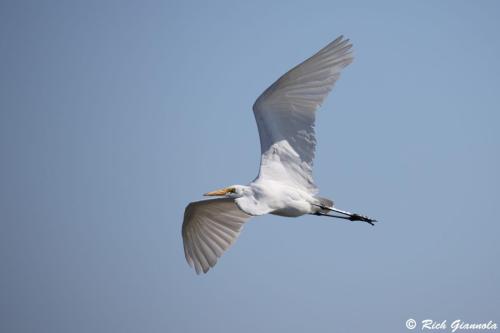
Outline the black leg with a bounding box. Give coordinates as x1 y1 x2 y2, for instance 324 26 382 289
314 211 377 226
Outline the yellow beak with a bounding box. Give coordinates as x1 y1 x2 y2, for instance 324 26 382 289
204 187 230 196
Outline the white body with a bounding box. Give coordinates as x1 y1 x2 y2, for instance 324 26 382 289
236 180 319 217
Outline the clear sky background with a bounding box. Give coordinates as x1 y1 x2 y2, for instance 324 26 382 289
1 1 499 332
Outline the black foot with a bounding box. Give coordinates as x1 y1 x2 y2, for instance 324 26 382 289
349 213 377 226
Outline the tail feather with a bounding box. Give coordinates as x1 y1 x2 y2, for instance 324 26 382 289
315 196 333 208
314 196 334 213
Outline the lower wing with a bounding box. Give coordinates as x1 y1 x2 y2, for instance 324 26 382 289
182 198 251 274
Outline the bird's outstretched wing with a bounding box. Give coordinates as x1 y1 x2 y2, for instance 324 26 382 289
182 198 251 274
253 36 353 193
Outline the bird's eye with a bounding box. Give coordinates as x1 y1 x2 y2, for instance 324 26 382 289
230 188 236 193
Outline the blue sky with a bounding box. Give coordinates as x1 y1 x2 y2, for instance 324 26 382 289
1 1 499 332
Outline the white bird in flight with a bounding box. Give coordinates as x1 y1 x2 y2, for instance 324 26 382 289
182 36 377 274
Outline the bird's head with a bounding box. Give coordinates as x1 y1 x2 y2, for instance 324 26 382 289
204 185 248 198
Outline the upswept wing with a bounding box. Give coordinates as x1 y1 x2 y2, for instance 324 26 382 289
182 198 251 274
253 36 353 193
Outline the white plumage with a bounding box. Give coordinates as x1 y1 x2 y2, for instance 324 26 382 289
182 36 376 274
182 198 250 274
253 36 353 194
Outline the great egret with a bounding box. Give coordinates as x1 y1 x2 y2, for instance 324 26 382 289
182 36 376 274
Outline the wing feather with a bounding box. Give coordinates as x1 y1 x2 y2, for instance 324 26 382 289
197 223 225 257
253 36 353 193
182 198 251 274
